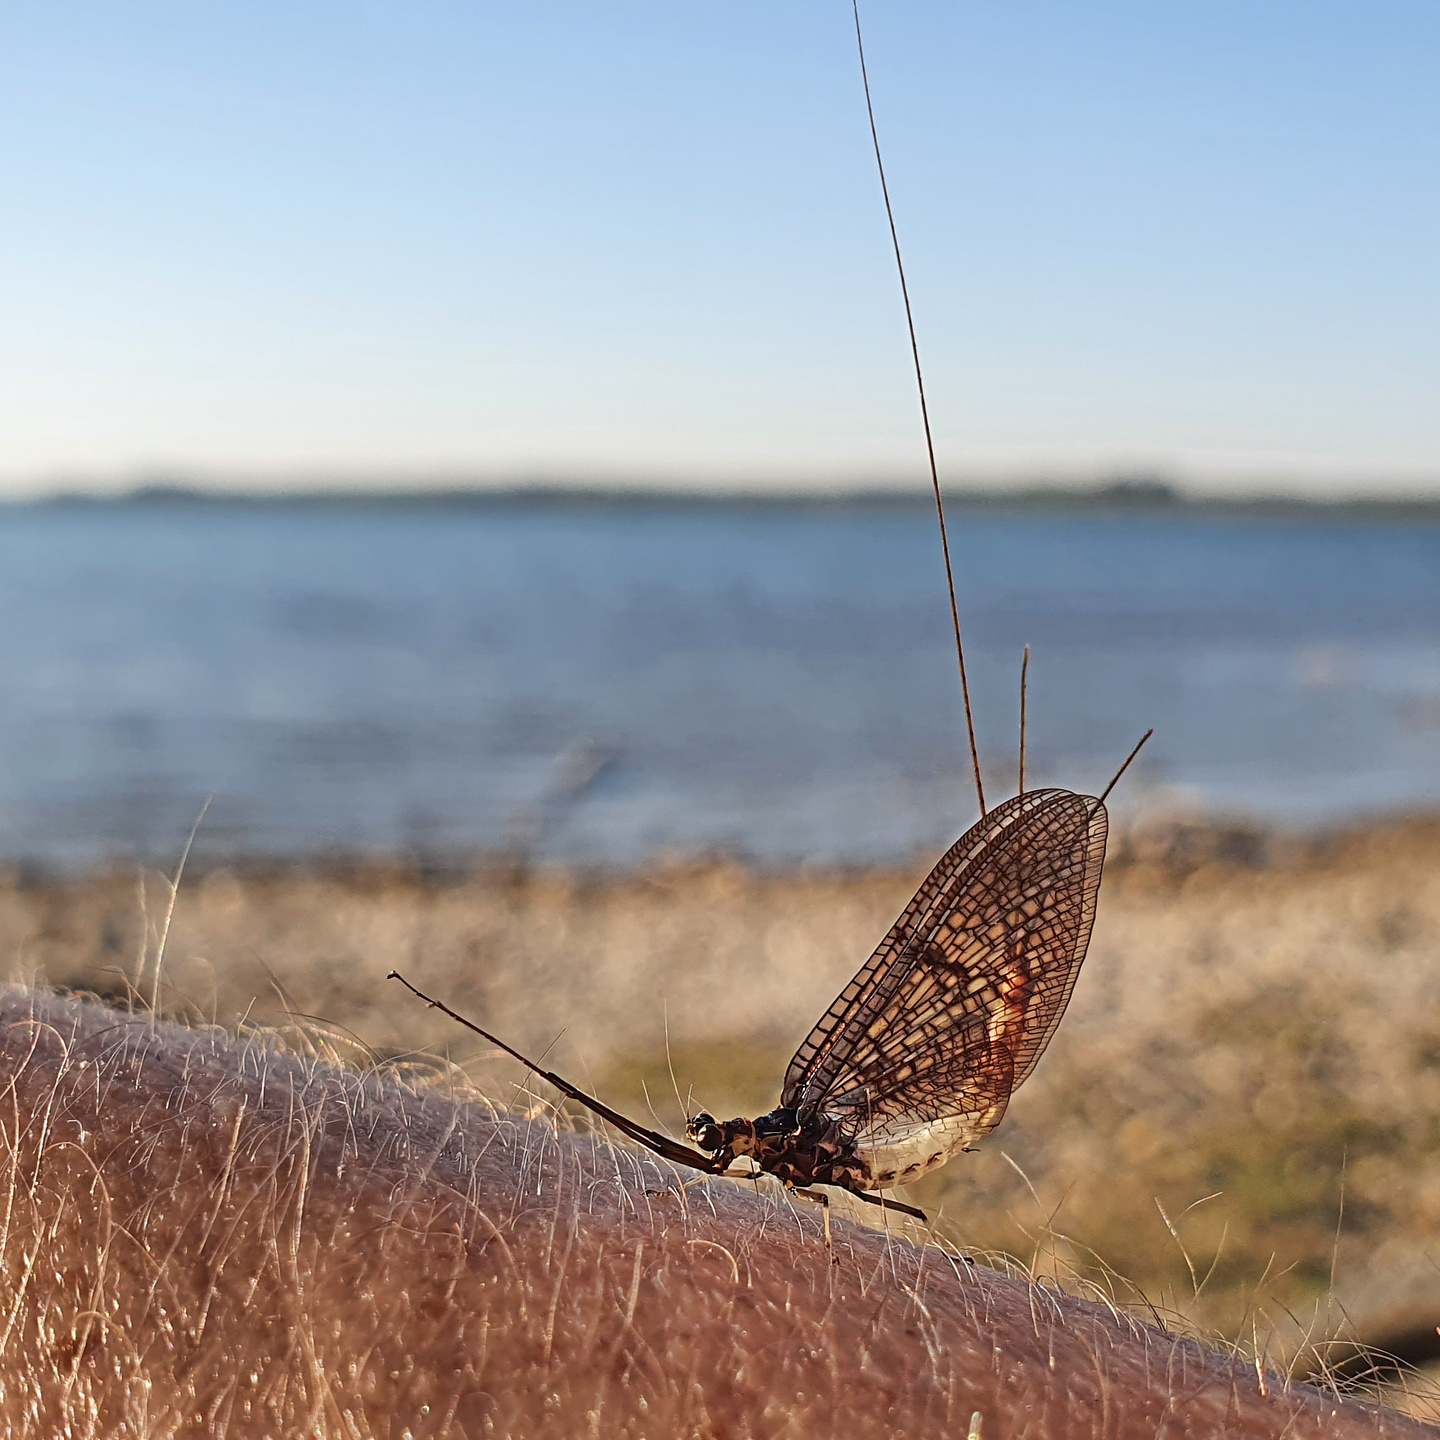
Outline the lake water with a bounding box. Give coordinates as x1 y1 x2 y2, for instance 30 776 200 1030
2 499 1438 868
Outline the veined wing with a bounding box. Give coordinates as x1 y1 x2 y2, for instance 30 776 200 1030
781 790 1108 1162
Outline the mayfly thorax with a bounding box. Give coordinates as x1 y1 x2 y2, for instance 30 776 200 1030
391 2 1150 1230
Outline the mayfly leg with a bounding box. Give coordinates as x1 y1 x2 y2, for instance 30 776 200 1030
650 1166 760 1201
790 1187 834 1251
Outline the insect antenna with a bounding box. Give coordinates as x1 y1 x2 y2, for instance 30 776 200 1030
851 0 985 818
1095 728 1154 808
1018 645 1029 796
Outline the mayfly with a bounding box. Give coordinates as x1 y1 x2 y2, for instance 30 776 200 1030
391 3 1151 1230
389 743 1143 1228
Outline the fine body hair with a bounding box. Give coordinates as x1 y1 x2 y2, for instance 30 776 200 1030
0 985 1424 1439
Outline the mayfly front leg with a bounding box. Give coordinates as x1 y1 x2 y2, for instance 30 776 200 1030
649 1162 759 1202
790 1186 834 1251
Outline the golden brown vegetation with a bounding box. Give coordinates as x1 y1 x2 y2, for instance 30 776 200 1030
0 983 1430 1438
6 811 1440 1420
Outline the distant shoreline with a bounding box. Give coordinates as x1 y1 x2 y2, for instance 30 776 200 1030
13 478 1440 522
4 804 1439 883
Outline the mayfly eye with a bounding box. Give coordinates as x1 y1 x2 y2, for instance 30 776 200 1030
685 1113 723 1151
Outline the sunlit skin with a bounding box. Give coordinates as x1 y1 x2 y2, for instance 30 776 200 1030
0 984 1423 1439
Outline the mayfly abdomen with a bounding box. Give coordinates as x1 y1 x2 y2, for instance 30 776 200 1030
852 1113 995 1188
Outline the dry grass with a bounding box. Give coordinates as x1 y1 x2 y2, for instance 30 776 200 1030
6 811 1440 1418
0 983 1432 1438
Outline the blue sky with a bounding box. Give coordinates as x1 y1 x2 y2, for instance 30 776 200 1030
1 1 1438 495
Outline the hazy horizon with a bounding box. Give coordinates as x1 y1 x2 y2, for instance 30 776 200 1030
12 469 1440 507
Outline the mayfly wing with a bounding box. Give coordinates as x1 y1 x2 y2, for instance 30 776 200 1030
781 789 1108 1168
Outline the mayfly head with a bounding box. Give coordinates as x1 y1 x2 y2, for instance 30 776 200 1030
685 1112 725 1151
686 1112 760 1158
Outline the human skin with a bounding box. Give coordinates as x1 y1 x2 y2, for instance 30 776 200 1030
0 985 1428 1439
